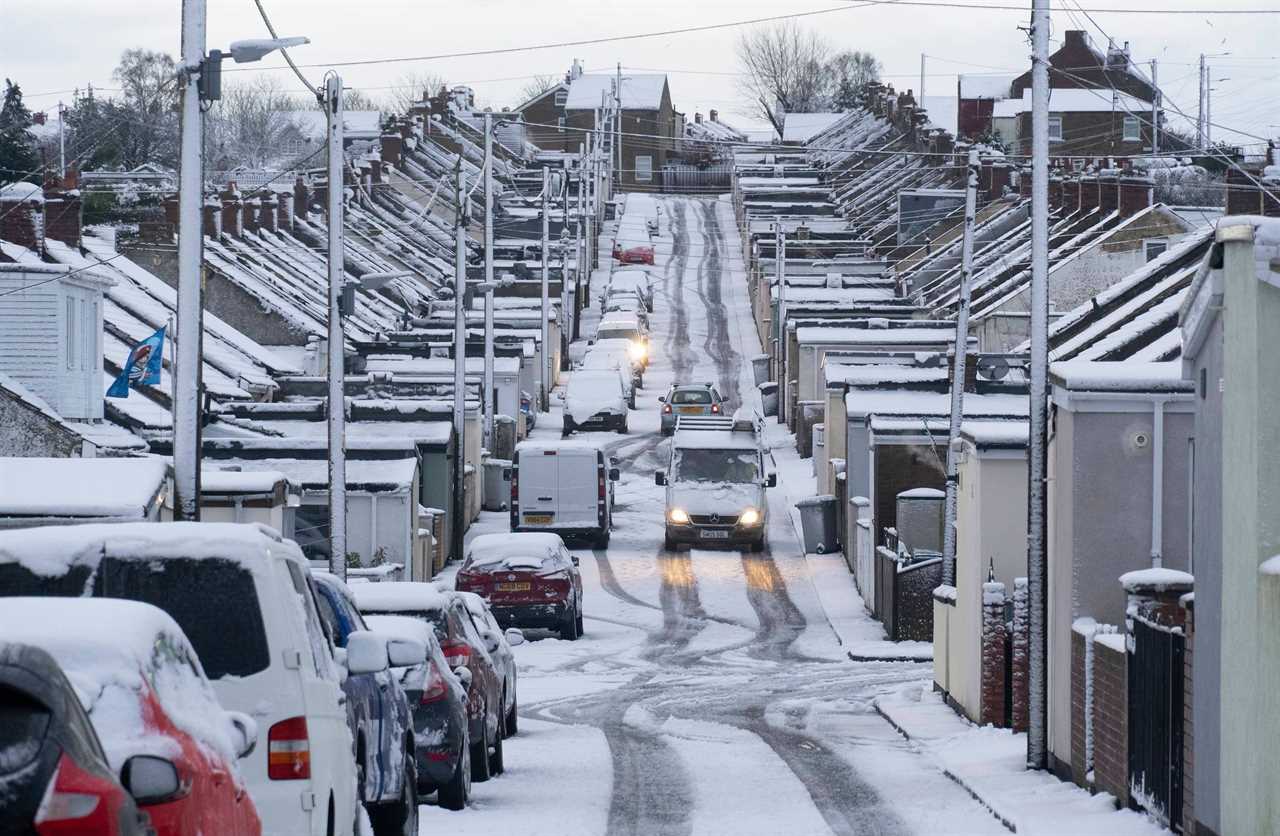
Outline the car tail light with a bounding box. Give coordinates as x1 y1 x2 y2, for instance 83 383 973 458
267 717 311 780
663 404 671 414
711 403 720 413
34 758 102 828
441 640 471 668
598 470 607 499
421 660 450 704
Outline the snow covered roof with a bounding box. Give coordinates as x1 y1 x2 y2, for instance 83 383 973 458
0 457 168 521
961 419 1030 449
201 457 418 492
919 96 958 135
795 325 959 346
959 74 1015 99
1049 359 1193 393
564 74 667 111
515 439 604 455
351 581 450 614
783 112 844 143
846 390 1029 420
201 468 290 494
992 89 1149 118
281 110 384 141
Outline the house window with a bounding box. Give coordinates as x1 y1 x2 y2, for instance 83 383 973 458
635 155 653 182
557 117 565 134
1145 239 1168 262
553 89 567 108
1048 115 1063 142
66 298 76 370
1123 115 1141 142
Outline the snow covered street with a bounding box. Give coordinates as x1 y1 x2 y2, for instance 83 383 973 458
422 196 1011 836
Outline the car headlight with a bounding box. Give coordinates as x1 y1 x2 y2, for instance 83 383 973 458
629 341 647 361
739 508 761 527
668 507 690 525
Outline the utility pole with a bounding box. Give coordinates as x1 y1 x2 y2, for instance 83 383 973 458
919 54 926 105
615 63 623 190
540 166 551 410
774 217 787 424
57 102 66 179
452 156 468 565
1150 59 1160 156
576 145 586 342
325 74 347 580
482 113 495 448
1027 0 1051 772
1197 54 1206 149
173 0 207 521
942 149 980 589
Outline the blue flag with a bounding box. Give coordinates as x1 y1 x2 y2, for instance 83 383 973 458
106 325 165 399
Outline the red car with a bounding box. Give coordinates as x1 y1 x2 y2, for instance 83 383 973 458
455 533 585 640
0 598 262 836
613 243 655 265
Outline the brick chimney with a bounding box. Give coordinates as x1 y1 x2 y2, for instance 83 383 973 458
1099 175 1120 216
220 185 243 238
203 198 222 238
242 198 260 234
988 163 1012 197
164 195 180 226
694 112 703 124
0 185 43 252
276 192 294 231
294 177 310 218
1078 177 1101 213
381 133 403 167
1117 175 1153 217
1048 175 1063 210
1062 178 1081 213
1225 163 1280 217
43 189 82 248
710 109 719 123
1018 167 1032 199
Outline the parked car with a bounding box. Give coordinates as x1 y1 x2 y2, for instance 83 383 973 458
457 533 583 641
563 369 630 436
612 243 654 266
606 269 655 311
0 642 149 836
593 322 649 374
0 522 360 836
601 294 649 330
350 583 506 784
453 591 524 727
520 391 537 430
655 416 777 552
579 346 638 408
362 614 471 811
0 598 261 836
509 440 620 547
659 382 726 435
312 572 422 836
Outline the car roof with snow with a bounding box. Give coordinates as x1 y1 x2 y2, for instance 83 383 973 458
515 439 605 455
350 581 451 614
568 369 626 387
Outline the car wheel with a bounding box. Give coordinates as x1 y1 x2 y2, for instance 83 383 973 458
438 735 470 810
664 535 677 552
489 711 505 775
470 709 492 782
368 750 418 836
751 538 766 553
576 610 585 636
506 694 519 737
560 606 580 641
595 529 611 549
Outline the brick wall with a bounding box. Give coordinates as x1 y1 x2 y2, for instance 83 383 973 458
980 582 1008 726
1012 577 1030 732
1093 636 1129 808
1071 628 1089 786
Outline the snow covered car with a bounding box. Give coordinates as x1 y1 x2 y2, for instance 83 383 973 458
453 591 524 723
612 243 654 265
351 583 506 784
659 383 725 435
580 342 639 407
596 314 650 370
509 440 620 547
520 391 537 430
606 269 655 311
362 614 471 811
601 293 649 330
0 598 261 836
311 572 422 835
0 642 148 836
655 416 777 551
0 523 360 836
563 369 630 435
457 532 583 640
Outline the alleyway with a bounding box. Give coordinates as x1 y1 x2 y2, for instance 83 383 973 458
418 196 1010 836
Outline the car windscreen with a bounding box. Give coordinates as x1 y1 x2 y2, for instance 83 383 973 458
597 328 638 342
671 389 712 405
0 685 49 774
361 608 448 643
673 448 760 484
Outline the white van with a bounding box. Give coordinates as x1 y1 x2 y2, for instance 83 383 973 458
508 441 620 547
0 522 361 836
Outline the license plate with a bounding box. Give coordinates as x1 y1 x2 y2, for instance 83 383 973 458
523 513 553 524
699 529 730 539
678 406 703 414
495 582 531 592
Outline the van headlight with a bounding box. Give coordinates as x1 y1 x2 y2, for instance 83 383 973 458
668 507 690 525
739 508 761 527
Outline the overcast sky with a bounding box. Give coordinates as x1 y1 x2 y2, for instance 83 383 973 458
4 0 1277 147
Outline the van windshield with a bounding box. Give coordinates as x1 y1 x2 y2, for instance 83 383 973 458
673 449 759 484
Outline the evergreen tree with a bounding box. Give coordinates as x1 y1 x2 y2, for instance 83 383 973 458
0 79 40 185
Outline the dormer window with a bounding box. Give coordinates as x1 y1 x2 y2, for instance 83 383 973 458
554 89 568 108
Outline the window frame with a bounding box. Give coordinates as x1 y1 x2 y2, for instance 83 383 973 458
553 89 567 108
634 155 654 182
1123 115 1141 142
1047 115 1064 142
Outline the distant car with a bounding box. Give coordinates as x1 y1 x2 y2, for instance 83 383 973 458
607 269 655 311
563 369 630 436
0 642 148 836
595 318 649 371
612 243 654 265
457 533 584 641
311 572 422 836
0 522 360 836
0 598 262 836
659 383 725 435
509 440 620 548
351 583 506 784
362 614 471 811
453 591 523 730
520 391 537 430
601 294 649 330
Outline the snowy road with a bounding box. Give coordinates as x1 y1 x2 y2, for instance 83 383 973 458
419 197 1010 836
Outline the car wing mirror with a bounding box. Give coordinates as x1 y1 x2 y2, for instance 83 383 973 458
483 632 501 654
766 473 778 488
571 555 581 567
345 630 390 675
608 467 621 482
504 627 526 647
387 637 428 667
654 471 666 486
121 755 185 806
455 666 473 689
657 396 666 403
225 711 258 759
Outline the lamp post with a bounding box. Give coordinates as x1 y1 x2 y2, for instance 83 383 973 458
482 113 495 448
172 5 308 520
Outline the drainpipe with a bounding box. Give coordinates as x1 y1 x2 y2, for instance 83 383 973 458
1150 397 1167 569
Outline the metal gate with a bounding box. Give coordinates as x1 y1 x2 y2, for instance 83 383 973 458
660 163 732 194
1128 615 1184 830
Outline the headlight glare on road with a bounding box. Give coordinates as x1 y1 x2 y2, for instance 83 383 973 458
739 508 761 527
668 507 690 524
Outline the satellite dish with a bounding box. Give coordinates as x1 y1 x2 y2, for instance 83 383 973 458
977 355 1011 381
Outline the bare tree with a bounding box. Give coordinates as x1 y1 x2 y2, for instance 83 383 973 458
383 71 447 113
341 88 381 112
735 21 834 136
112 48 179 167
518 74 560 105
829 51 881 111
205 76 296 170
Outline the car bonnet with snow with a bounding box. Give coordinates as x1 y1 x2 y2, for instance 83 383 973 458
564 370 628 423
350 582 452 642
456 533 574 608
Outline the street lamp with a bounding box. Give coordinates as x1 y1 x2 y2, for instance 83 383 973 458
172 6 310 520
